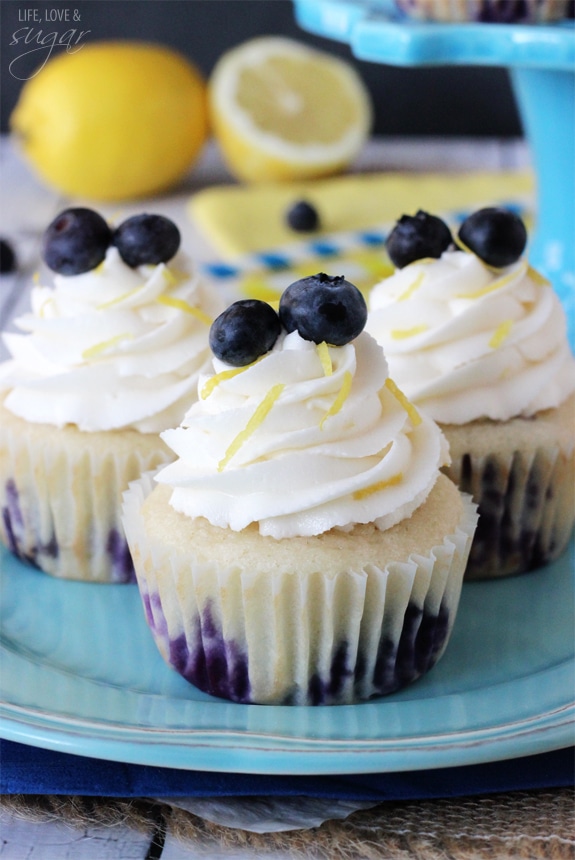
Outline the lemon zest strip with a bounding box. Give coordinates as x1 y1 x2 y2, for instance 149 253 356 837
353 472 403 500
527 265 550 287
157 295 212 325
398 271 425 301
489 319 513 349
97 284 145 309
201 360 262 399
316 342 333 376
320 370 352 429
217 383 284 472
455 266 523 299
82 333 133 360
390 324 428 340
385 377 422 427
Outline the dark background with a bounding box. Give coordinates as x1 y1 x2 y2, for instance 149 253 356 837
1 0 525 138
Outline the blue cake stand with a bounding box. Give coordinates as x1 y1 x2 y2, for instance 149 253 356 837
293 0 575 319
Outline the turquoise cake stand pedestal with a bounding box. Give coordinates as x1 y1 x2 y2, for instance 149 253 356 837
293 0 575 339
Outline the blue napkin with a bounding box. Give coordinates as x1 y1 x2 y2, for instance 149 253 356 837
1 740 572 799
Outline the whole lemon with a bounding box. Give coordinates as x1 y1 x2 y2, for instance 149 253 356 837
10 41 209 201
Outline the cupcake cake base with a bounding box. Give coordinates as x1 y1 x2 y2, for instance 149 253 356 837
123 473 477 705
442 393 575 580
0 400 173 582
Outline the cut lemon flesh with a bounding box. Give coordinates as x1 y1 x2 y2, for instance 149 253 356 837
209 37 372 182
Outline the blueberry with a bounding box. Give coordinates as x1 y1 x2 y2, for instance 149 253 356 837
286 200 320 232
209 299 282 367
458 207 527 268
43 208 112 275
112 214 181 267
279 273 367 346
0 239 17 275
386 210 453 269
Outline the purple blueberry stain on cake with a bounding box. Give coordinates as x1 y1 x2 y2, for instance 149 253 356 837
369 601 450 697
2 478 58 567
145 592 251 703
106 527 136 583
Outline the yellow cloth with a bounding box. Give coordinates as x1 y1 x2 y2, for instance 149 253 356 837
188 169 535 303
189 170 534 257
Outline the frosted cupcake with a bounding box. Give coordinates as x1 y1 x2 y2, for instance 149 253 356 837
0 208 222 582
392 1 570 23
123 274 477 704
366 208 575 579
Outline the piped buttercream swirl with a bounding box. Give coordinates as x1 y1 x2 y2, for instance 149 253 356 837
366 250 575 423
0 247 222 432
157 330 449 538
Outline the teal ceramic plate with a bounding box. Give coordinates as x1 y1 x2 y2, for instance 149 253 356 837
0 541 573 774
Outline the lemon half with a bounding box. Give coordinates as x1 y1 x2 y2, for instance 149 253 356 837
209 37 373 183
10 41 209 201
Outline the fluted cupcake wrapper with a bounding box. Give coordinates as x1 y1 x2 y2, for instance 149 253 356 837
445 443 575 581
0 402 172 582
123 473 477 705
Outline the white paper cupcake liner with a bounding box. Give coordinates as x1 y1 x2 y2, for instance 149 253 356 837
123 473 478 705
0 402 172 582
445 443 574 580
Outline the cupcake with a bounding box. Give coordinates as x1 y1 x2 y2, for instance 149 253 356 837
122 274 477 705
0 208 222 582
366 207 575 580
392 0 570 23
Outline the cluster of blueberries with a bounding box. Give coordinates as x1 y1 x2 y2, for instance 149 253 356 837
34 202 528 370
42 208 182 275
211 205 528 368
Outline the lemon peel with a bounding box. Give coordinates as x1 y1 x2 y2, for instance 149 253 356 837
157 295 212 325
456 262 527 299
385 378 422 427
489 320 513 349
218 383 284 471
353 472 403 500
82 333 133 360
390 324 429 340
96 284 145 309
398 271 425 301
316 342 333 376
200 360 262 400
320 370 352 429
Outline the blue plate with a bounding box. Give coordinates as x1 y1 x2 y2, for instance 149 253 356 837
0 540 573 774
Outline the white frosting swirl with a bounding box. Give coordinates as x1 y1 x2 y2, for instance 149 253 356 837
0 247 222 433
366 250 575 424
157 330 449 538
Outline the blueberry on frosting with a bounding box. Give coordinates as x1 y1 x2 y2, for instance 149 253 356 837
112 213 181 267
43 208 112 275
458 207 527 268
386 210 453 269
279 272 367 346
209 299 282 367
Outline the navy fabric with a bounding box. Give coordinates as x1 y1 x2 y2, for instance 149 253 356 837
1 740 573 799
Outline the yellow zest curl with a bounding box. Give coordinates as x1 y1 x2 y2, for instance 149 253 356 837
97 284 144 309
320 370 352 429
353 472 403 500
82 333 133 360
390 324 428 340
316 342 333 376
218 383 284 472
398 271 425 301
385 377 422 427
200 363 259 399
489 319 513 349
157 295 212 325
455 264 525 299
